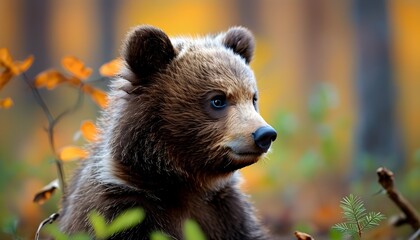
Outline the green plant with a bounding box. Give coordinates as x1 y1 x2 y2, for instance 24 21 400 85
332 194 385 239
150 219 206 240
43 208 207 240
44 208 144 240
89 208 145 239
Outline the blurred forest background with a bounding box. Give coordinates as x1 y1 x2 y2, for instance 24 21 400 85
1 0 419 239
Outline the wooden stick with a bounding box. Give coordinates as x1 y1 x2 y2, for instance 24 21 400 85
294 231 315 240
376 167 420 231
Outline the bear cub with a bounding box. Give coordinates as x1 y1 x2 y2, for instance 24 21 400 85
59 25 277 240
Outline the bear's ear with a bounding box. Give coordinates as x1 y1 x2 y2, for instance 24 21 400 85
220 27 255 64
122 25 175 84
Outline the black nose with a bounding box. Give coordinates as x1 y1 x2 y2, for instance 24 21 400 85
253 126 277 152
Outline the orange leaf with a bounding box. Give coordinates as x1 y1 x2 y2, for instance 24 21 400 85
81 120 98 142
99 58 122 77
59 146 88 161
0 49 33 74
0 48 13 68
11 55 34 74
82 85 108 108
62 56 92 80
33 179 59 205
0 70 14 90
34 69 68 89
0 97 13 109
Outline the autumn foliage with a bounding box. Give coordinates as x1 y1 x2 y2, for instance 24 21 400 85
0 48 33 108
0 48 121 204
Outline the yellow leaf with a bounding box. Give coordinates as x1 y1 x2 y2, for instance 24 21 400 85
81 120 98 142
11 55 34 74
82 85 108 108
0 70 13 90
59 146 88 161
0 49 33 74
33 179 59 205
99 58 122 77
0 48 13 68
0 97 13 109
34 69 67 89
0 49 32 89
62 56 92 80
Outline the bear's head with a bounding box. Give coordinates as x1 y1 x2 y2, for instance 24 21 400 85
109 25 276 186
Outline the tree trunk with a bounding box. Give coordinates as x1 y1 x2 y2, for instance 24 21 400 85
22 0 51 77
352 0 404 178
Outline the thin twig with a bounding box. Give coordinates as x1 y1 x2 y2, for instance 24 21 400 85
377 167 420 231
21 73 72 192
50 86 85 193
34 213 59 240
53 83 84 125
22 73 54 124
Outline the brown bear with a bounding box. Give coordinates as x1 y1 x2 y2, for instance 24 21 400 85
58 25 277 240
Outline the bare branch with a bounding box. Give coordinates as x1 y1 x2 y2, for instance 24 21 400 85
34 213 59 240
377 167 420 231
21 73 67 192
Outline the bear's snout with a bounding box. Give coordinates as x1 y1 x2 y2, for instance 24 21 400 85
252 126 277 152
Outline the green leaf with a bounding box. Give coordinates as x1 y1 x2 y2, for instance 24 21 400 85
2 216 19 237
298 150 321 178
333 194 386 239
340 194 366 223
308 83 338 122
89 208 145 239
329 228 344 240
107 208 144 235
273 111 297 138
183 219 206 240
88 211 108 239
44 223 69 240
70 233 91 240
360 212 386 231
150 231 171 240
332 223 348 233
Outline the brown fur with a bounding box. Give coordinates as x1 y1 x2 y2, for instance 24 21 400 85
59 25 274 240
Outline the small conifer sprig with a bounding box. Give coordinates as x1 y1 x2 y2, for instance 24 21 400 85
332 194 386 239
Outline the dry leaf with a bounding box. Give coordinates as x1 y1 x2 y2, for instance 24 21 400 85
99 58 122 77
294 231 315 240
0 48 33 74
0 49 33 90
59 146 88 161
33 179 59 205
0 48 13 68
62 56 92 80
34 69 68 89
11 55 34 74
0 70 13 90
0 97 13 109
82 85 108 108
80 120 98 142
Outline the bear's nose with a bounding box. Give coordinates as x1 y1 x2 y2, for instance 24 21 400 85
253 126 277 152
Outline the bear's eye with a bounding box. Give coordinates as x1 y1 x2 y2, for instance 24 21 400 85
253 94 258 108
210 95 227 109
253 95 258 104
